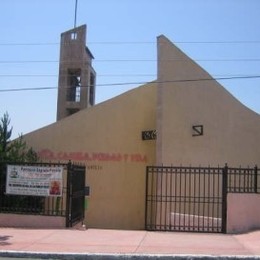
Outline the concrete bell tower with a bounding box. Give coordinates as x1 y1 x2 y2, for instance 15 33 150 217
56 24 96 121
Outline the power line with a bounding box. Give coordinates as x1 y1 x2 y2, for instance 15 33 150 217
0 60 58 64
0 74 156 77
0 75 260 93
1 40 260 46
89 41 260 45
0 86 56 92
0 58 260 64
0 73 259 78
0 74 57 77
95 59 260 62
0 43 59 46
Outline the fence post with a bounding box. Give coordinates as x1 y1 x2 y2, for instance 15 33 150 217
66 161 72 228
144 166 149 230
222 164 228 233
254 165 258 194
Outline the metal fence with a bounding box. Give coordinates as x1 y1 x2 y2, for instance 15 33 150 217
0 162 86 228
0 162 68 216
66 163 86 227
145 164 259 233
227 166 259 193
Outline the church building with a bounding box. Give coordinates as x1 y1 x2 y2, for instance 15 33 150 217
22 25 260 231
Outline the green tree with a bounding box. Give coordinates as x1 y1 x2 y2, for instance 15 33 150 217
0 112 42 213
0 112 12 162
7 137 38 162
0 112 38 163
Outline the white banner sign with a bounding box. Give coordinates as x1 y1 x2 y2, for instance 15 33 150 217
6 165 63 197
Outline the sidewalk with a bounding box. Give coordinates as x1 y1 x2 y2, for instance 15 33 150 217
0 228 260 259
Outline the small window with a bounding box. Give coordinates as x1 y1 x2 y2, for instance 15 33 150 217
75 76 81 102
71 32 77 40
89 73 95 105
67 69 81 102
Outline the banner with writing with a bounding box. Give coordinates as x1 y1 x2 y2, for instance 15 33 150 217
6 165 63 197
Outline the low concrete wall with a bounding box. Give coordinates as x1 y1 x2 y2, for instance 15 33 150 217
0 213 66 228
227 193 260 233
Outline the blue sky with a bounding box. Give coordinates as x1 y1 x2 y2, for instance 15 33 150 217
0 0 259 138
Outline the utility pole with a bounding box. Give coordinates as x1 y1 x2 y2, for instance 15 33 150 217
74 0 78 28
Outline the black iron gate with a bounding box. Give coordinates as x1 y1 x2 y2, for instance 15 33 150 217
66 162 86 227
145 165 227 233
145 164 259 233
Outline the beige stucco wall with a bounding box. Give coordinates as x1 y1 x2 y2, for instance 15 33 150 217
21 35 260 230
227 193 260 233
0 214 65 228
157 35 260 167
23 83 156 230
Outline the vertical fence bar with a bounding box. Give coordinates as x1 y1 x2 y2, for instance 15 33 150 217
145 166 149 229
202 167 206 231
188 166 191 231
164 168 168 230
153 168 155 229
207 167 210 232
212 168 215 232
184 167 187 230
239 167 242 192
198 167 201 231
222 164 228 233
192 167 196 231
150 167 155 230
153 167 159 230
146 166 156 230
169 167 173 230
159 168 163 230
218 166 222 232
174 167 177 230
246 168 249 192
251 168 254 193
254 165 258 194
66 161 72 228
216 166 220 232
152 168 155 229
179 167 182 230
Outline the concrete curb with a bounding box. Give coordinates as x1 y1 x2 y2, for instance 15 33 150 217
1 251 260 260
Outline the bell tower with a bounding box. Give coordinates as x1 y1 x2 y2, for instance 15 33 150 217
56 24 96 121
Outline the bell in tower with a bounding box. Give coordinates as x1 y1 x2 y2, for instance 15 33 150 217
56 24 96 121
